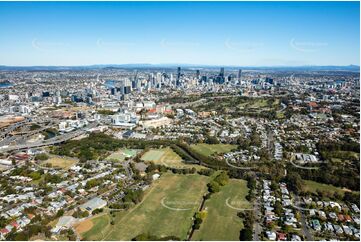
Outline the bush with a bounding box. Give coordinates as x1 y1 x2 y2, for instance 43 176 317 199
208 180 220 193
214 171 229 186
35 153 49 161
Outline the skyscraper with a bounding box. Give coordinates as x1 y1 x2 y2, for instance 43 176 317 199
217 67 225 84
176 67 181 86
238 69 242 83
170 73 174 86
156 72 162 89
220 68 225 78
196 70 200 80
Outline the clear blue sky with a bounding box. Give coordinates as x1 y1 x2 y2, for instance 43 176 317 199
0 1 359 66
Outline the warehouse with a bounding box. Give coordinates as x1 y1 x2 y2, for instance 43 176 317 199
79 197 107 212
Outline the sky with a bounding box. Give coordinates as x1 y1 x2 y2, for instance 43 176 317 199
0 1 359 66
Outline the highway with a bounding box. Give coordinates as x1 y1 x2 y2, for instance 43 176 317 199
0 122 98 152
0 117 32 139
0 123 57 147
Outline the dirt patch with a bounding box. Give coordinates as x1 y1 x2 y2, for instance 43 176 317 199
75 219 94 234
342 188 352 193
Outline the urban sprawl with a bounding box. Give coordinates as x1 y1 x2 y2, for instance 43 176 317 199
0 66 359 241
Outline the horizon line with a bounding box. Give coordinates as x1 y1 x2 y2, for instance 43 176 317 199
0 64 359 68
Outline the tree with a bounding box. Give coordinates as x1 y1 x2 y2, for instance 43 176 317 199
44 173 62 184
56 209 64 218
274 201 283 217
270 181 278 191
197 169 214 176
193 217 203 230
195 210 208 220
214 171 229 186
343 192 360 205
239 228 253 241
207 181 220 193
238 211 255 229
237 136 251 148
35 153 49 161
205 135 219 144
284 172 303 194
247 177 257 190
28 171 42 180
250 130 261 146
82 211 89 218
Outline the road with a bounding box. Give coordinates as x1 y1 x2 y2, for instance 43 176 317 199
295 195 313 241
253 180 262 241
122 159 133 179
0 124 56 147
0 118 32 139
253 199 262 240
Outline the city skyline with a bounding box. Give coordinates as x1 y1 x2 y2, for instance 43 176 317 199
0 2 359 241
0 1 359 66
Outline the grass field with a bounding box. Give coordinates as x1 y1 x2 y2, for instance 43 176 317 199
272 98 280 106
192 179 250 241
41 155 78 169
106 149 140 162
78 213 112 240
141 149 166 162
302 180 354 196
191 143 237 157
141 147 204 169
276 111 285 119
249 99 268 109
80 173 210 240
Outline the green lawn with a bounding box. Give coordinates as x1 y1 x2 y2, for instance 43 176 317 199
83 173 210 240
191 143 237 157
41 155 78 170
141 147 205 170
249 99 268 109
141 149 165 161
106 149 140 162
192 179 251 241
81 214 112 240
302 180 351 196
272 99 280 107
276 111 285 119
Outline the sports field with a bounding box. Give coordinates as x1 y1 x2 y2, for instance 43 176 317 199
41 155 78 169
77 213 113 240
141 147 204 169
141 149 167 162
79 173 210 240
106 149 140 162
192 179 251 241
191 143 237 157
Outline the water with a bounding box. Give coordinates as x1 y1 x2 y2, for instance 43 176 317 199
0 82 14 88
43 130 56 140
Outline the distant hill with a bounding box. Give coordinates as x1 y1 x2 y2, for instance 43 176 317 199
0 64 359 72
